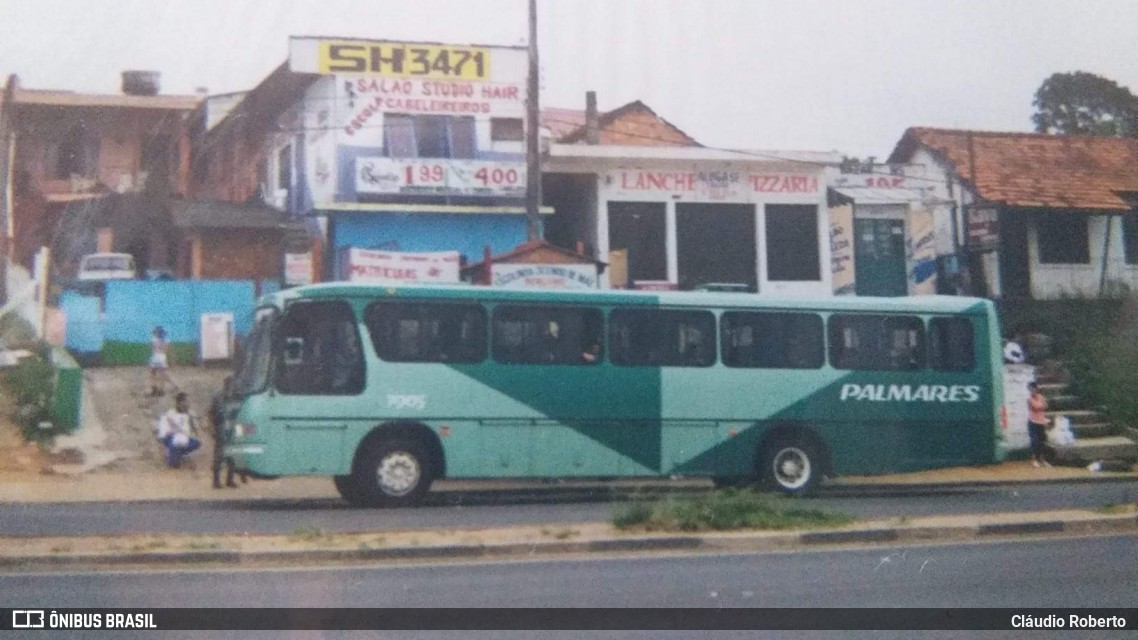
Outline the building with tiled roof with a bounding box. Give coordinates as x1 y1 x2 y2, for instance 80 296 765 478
887 126 1138 299
542 93 838 294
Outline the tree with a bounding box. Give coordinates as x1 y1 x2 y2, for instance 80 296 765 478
1032 71 1138 137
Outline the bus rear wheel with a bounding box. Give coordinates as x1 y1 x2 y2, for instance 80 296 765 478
760 435 823 495
352 438 434 508
333 474 367 506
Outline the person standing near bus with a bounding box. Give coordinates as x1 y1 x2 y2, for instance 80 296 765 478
149 326 173 397
1027 382 1051 468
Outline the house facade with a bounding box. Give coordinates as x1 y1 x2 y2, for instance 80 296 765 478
543 99 838 294
0 72 200 270
827 163 958 297
888 127 1138 299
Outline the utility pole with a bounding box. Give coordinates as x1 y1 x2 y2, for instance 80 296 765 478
525 0 541 241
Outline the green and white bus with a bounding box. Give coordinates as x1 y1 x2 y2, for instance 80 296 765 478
222 283 1005 506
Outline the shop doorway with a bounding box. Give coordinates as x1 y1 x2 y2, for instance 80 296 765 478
854 218 907 296
676 203 756 291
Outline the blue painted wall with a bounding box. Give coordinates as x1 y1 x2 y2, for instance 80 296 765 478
60 280 258 361
59 291 103 354
102 280 256 343
330 212 531 277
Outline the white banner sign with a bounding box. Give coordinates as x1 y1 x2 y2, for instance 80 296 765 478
356 158 526 196
604 169 822 202
1003 364 1036 452
344 248 460 284
285 253 314 286
491 263 598 289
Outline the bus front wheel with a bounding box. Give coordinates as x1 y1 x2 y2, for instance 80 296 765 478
352 438 434 507
760 436 823 495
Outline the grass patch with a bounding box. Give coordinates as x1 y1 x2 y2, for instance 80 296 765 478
185 541 221 550
611 488 854 532
1094 503 1137 515
289 525 338 545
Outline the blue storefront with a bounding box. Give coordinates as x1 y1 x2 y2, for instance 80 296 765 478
321 204 544 279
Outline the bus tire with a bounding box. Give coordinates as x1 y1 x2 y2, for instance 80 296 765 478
352 438 434 508
760 435 823 495
333 474 367 506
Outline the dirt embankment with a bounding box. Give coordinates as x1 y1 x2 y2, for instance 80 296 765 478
81 366 230 473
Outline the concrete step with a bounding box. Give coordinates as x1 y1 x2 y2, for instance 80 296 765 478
1043 394 1083 410
1070 422 1117 439
1045 410 1106 426
1048 436 1138 465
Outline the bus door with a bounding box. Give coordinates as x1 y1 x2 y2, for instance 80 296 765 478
270 300 365 474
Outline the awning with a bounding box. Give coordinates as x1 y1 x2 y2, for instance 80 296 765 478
832 187 928 205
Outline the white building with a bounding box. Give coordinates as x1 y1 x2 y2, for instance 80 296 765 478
542 99 840 295
887 127 1138 299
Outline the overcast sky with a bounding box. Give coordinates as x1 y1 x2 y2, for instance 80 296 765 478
2 0 1137 158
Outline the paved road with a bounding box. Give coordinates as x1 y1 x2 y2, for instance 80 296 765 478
1 479 1135 537
3 535 1135 639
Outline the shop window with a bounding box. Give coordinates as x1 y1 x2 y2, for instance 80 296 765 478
367 301 486 363
765 205 820 281
829 314 925 371
1037 213 1089 264
274 301 365 395
491 118 524 142
721 311 823 369
383 114 476 159
1123 214 1138 265
676 203 756 291
608 201 667 284
610 309 715 367
492 305 603 365
928 317 975 372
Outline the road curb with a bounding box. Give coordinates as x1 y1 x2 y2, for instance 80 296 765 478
1 512 1134 572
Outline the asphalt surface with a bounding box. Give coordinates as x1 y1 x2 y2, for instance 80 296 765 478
4 535 1135 639
1 479 1136 537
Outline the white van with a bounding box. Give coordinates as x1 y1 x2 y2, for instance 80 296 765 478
77 253 137 281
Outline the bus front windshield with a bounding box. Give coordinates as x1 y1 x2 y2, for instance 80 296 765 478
232 307 276 396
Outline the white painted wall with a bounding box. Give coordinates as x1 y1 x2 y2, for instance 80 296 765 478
1029 214 1138 298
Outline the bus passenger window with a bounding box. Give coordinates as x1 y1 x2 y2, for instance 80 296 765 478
610 309 716 367
366 301 486 363
828 314 924 371
492 305 603 365
929 317 975 372
274 301 364 395
721 311 823 369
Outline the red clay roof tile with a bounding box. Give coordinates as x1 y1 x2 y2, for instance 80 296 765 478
888 127 1138 210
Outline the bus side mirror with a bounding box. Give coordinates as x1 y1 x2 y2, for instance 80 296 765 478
283 337 305 365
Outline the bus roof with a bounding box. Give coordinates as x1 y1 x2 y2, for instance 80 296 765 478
262 282 995 315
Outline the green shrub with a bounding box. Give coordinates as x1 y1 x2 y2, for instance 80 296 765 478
611 488 853 532
998 296 1123 360
0 344 66 445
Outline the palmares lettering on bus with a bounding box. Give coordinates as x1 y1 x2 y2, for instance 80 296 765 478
220 284 1005 507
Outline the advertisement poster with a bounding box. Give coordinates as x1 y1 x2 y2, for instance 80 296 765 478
490 263 598 289
829 204 855 295
907 208 938 295
342 248 460 284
